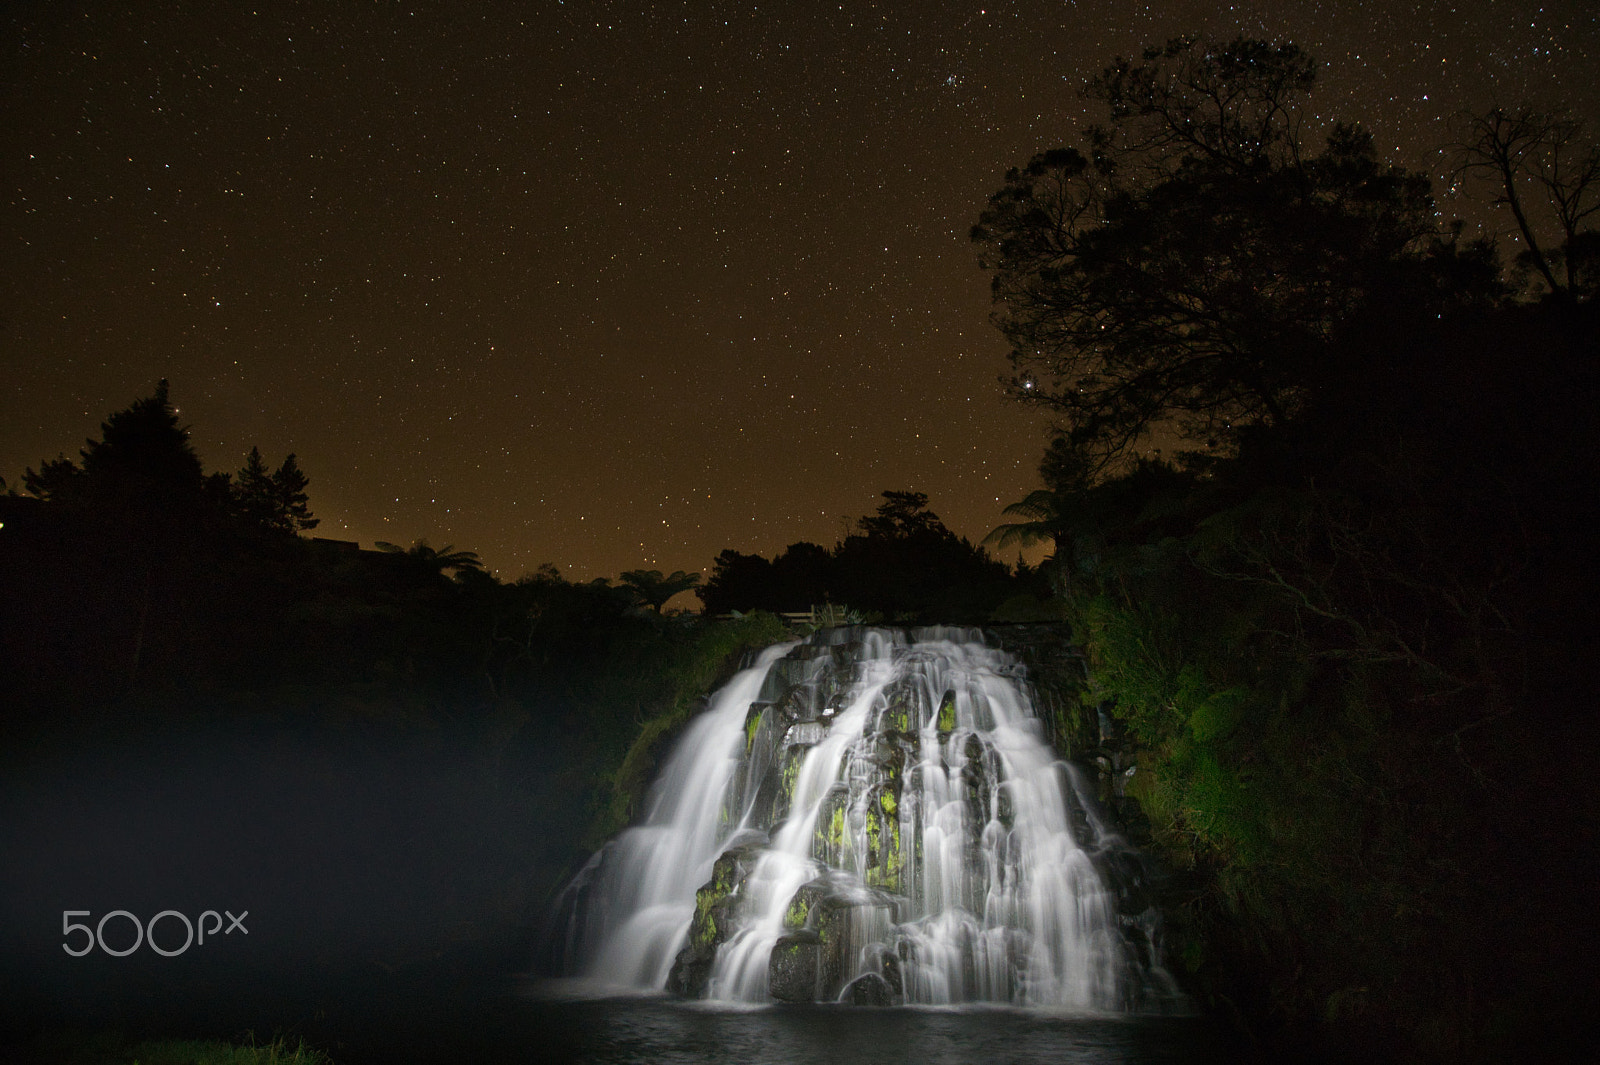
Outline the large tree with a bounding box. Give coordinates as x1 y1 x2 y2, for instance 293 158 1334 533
23 379 213 510
971 37 1481 469
233 446 320 534
1452 106 1600 302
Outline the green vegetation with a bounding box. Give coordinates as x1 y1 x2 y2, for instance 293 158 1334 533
589 610 788 845
13 1030 333 1065
0 383 804 1048
978 35 1598 1063
697 491 1038 621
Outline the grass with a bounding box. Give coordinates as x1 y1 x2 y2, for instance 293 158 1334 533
9 1030 335 1065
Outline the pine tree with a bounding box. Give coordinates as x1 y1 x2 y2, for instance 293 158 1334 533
232 446 278 529
270 453 317 533
23 379 207 512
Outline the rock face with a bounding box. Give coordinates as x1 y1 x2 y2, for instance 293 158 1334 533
573 627 1180 1009
767 931 822 1002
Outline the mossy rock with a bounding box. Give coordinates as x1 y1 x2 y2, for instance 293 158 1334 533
768 930 823 1002
684 845 758 952
863 785 904 890
812 784 852 865
937 688 959 732
743 701 775 755
783 878 832 931
771 744 815 824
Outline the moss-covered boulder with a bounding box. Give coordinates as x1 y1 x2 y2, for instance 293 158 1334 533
767 930 823 1002
862 784 903 890
782 877 832 932
666 843 758 996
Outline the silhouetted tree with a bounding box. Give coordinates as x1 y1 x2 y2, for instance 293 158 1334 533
1452 106 1600 301
375 539 485 577
769 541 831 609
971 38 1485 470
22 380 222 514
269 453 317 533
233 446 276 528
620 569 703 612
697 550 776 615
832 491 1013 620
852 490 945 540
20 455 85 504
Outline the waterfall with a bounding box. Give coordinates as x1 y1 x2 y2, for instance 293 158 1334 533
550 627 1177 1010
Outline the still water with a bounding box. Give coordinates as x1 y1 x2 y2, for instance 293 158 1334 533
329 980 1234 1065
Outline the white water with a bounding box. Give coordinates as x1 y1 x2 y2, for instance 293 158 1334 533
556 628 1166 1010
562 642 798 989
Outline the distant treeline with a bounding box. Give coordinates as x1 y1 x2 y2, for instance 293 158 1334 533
696 489 1044 622
0 383 798 966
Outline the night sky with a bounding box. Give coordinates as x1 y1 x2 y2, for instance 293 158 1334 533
5 1 1596 585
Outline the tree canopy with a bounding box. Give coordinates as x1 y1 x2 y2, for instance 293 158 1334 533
19 381 320 536
971 37 1493 470
1452 106 1600 301
620 569 703 613
24 379 209 510
975 36 1599 1058
698 491 1018 621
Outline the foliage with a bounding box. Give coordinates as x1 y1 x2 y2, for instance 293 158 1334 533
979 36 1598 1060
698 491 1019 621
373 538 486 576
1452 107 1600 301
619 568 703 612
234 447 319 534
12 1030 335 1065
590 611 789 845
972 37 1494 469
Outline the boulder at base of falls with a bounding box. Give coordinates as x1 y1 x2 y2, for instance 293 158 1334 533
808 887 897 1001
666 942 716 998
843 971 894 1006
666 844 757 997
768 930 823 1002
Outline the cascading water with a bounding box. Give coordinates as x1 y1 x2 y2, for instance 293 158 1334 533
549 627 1178 1010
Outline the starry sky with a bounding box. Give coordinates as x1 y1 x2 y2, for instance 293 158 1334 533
4 1 1596 587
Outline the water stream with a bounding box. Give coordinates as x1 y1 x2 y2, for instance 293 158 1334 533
550 627 1177 1011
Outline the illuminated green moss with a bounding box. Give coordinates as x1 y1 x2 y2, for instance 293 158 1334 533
785 893 810 929
865 791 903 889
937 691 957 732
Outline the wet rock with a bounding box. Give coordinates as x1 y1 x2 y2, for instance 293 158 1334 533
808 887 897 1001
782 878 832 931
874 946 904 998
777 682 823 725
812 784 851 865
667 844 758 996
666 943 715 997
843 971 894 1006
767 931 822 1002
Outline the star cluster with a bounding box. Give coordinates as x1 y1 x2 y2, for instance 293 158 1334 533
4 1 1595 580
